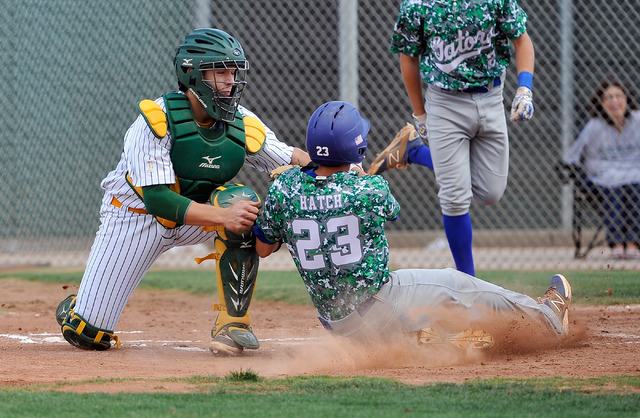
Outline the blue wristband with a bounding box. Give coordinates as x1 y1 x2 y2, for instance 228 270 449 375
517 71 533 90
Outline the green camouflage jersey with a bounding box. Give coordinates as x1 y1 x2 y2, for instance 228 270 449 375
390 0 528 90
257 168 401 321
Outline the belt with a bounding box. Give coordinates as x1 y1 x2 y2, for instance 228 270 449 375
439 77 501 94
110 196 148 214
111 196 180 229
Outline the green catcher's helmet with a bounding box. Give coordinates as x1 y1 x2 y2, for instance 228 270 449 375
174 28 249 122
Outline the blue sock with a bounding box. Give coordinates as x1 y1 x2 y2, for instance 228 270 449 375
408 145 433 170
442 213 475 276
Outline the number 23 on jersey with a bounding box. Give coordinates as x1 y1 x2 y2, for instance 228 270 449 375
292 215 363 270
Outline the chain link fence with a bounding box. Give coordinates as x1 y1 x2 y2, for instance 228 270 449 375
1 0 639 270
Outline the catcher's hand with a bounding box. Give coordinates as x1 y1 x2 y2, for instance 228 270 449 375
509 87 534 121
269 165 298 180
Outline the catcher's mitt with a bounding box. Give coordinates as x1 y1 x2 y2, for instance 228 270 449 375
269 165 299 180
367 123 423 175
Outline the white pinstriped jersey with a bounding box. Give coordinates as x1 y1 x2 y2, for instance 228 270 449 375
99 92 295 211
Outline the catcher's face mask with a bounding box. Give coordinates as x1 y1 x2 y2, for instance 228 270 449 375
174 28 248 122
199 61 248 122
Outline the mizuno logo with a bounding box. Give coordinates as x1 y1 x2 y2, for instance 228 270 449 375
202 156 221 164
199 155 221 169
182 58 193 67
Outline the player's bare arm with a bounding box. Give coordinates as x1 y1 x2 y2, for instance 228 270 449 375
400 54 429 138
290 147 311 166
509 31 536 122
400 54 425 117
255 240 279 258
511 32 535 95
184 200 260 231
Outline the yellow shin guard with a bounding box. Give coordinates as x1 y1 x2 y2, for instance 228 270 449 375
211 231 260 349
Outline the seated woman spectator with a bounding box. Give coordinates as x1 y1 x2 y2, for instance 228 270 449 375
565 76 640 259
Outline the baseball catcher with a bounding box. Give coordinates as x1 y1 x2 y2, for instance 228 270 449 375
55 28 310 354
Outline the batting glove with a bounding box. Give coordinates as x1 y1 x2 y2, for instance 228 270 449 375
509 87 534 121
412 112 428 140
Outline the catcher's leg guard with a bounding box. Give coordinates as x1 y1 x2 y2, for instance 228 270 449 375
57 293 120 350
209 184 261 354
56 294 76 326
61 311 120 351
210 230 260 353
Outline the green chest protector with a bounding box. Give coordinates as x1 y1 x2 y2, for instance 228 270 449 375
163 93 247 203
129 95 266 229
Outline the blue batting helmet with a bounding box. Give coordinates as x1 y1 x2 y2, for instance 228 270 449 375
306 101 369 166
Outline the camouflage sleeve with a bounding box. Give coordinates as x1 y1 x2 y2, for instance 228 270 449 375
390 0 426 57
255 181 284 244
498 0 528 39
367 176 401 220
383 185 401 221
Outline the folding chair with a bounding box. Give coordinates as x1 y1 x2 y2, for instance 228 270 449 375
555 161 607 258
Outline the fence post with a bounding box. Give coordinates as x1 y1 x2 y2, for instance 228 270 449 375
560 0 575 230
338 0 358 107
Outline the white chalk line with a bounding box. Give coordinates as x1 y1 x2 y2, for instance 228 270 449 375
0 331 318 350
6 330 636 349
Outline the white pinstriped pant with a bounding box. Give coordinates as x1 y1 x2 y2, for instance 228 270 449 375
73 202 216 330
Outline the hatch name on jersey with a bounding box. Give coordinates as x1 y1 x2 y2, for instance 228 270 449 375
300 194 343 211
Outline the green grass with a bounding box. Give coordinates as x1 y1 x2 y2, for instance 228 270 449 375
1 270 639 415
479 270 640 305
0 269 313 305
0 375 639 417
224 368 261 382
2 268 638 306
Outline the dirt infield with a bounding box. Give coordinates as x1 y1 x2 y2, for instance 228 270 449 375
1 278 639 392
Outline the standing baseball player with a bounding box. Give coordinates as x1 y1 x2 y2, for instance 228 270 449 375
368 0 536 277
255 101 570 350
55 28 310 355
